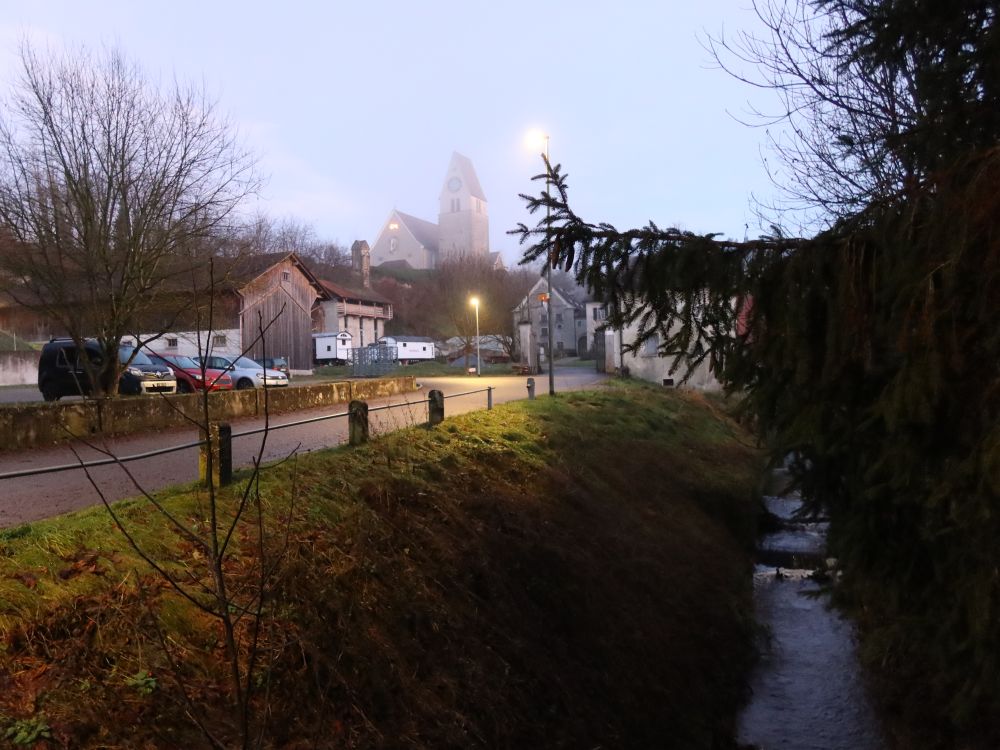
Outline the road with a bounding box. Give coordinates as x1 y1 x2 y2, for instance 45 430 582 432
0 369 607 527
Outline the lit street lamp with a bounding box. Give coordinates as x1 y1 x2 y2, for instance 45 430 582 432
469 295 481 376
524 128 555 396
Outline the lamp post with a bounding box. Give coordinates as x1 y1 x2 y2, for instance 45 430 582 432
469 295 481 376
525 128 555 396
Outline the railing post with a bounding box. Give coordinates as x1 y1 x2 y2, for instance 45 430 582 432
349 400 369 445
428 389 445 426
487 386 493 410
199 422 220 487
217 422 232 487
526 377 536 400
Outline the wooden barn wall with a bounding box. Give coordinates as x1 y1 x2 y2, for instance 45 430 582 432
240 260 320 370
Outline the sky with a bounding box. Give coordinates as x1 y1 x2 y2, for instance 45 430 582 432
0 1 781 267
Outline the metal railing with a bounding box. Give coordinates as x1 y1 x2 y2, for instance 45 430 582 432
0 385 501 484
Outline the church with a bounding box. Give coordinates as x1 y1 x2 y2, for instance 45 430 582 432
369 152 501 270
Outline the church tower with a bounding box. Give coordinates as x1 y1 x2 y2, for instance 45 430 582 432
437 152 489 263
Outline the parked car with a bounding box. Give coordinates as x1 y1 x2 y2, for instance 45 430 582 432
147 352 233 393
38 339 176 401
253 355 290 379
197 354 289 390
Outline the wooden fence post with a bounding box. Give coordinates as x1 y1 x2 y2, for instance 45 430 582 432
199 422 220 487
428 389 445 426
217 422 232 486
349 400 369 445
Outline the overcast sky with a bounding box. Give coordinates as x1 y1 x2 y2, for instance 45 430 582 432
1 2 780 266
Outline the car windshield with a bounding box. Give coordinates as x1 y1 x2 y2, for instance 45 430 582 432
167 355 199 369
120 348 153 366
232 356 261 370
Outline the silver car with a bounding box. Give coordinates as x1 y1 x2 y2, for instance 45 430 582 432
199 354 289 390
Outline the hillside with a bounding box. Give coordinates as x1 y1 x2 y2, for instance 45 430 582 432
0 384 763 748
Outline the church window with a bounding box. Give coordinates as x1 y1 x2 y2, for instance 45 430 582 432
389 238 398 253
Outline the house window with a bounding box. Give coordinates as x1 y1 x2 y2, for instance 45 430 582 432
213 334 227 348
642 334 660 356
390 238 398 253
282 271 291 282
593 307 607 321
166 337 178 348
541 327 548 337
540 313 548 324
422 346 427 351
555 313 563 324
326 345 331 352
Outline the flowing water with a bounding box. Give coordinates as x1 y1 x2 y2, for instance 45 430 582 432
736 485 886 749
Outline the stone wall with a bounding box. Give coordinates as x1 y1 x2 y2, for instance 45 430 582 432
0 351 42 386
0 376 416 452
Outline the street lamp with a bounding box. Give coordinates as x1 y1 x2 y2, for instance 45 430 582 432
469 295 481 376
525 128 556 396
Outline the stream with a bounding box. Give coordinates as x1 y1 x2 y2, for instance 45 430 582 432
735 477 886 749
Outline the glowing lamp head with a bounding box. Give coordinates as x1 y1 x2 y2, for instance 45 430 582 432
523 128 549 154
469 296 480 308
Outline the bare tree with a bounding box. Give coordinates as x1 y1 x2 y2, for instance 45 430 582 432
706 0 925 229
235 213 350 267
0 42 260 397
434 256 534 362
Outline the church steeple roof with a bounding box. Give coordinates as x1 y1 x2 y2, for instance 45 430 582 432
440 151 486 201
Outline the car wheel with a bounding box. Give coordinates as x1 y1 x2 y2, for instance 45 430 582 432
40 382 60 402
236 378 255 390
177 380 193 394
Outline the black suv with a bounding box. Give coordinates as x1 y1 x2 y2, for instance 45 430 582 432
38 339 176 401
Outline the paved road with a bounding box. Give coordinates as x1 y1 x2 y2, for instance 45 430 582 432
0 369 607 527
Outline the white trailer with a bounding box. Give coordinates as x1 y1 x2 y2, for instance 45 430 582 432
313 331 354 363
378 335 436 363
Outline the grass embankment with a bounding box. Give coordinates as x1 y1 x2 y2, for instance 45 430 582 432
0 384 762 748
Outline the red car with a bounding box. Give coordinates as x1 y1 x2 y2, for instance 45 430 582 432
148 352 234 393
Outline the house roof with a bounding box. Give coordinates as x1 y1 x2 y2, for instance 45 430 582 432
319 279 392 305
395 210 439 252
514 276 579 312
215 252 329 298
382 335 435 343
376 259 415 273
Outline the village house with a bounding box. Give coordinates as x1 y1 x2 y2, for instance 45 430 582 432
311 241 394 351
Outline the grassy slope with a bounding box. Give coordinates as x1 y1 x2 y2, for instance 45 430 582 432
0 383 762 749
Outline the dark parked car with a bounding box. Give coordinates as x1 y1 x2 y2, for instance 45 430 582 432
147 351 233 393
253 356 290 378
38 339 176 401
